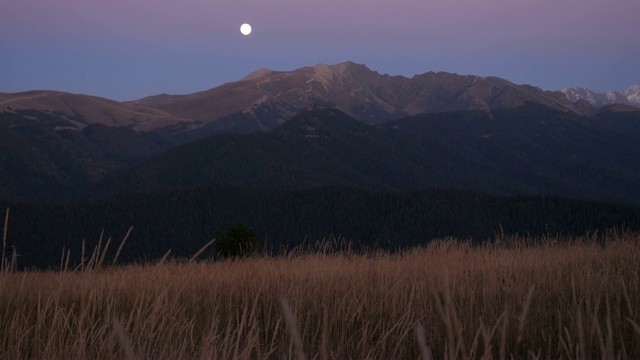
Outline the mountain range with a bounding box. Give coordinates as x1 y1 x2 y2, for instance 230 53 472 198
2 61 594 138
1 61 640 205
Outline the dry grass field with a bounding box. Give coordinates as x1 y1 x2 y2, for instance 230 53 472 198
1 230 640 359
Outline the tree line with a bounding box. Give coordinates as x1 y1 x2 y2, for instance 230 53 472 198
3 185 640 270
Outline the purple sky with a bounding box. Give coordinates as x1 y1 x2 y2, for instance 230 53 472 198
1 0 638 101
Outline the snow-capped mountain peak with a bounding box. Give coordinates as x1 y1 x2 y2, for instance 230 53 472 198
561 86 640 107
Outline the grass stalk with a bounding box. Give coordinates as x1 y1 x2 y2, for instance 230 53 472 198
280 298 307 360
2 208 8 272
112 226 133 265
187 239 215 264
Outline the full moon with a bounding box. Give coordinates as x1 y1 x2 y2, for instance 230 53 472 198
240 23 252 36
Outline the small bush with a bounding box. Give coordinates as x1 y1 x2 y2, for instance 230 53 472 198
215 219 256 258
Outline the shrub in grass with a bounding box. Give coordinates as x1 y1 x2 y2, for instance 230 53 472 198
215 219 256 258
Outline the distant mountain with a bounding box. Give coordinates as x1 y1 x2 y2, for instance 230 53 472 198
0 90 186 131
561 86 640 107
130 61 581 133
3 62 640 204
2 62 582 137
96 104 640 205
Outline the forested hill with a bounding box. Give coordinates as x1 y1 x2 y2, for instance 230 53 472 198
96 104 640 205
4 104 640 204
383 103 640 204
3 186 640 270
95 106 464 196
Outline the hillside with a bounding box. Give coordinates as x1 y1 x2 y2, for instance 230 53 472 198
0 110 176 201
590 104 640 141
96 106 460 195
386 103 640 204
3 103 640 204
96 105 640 205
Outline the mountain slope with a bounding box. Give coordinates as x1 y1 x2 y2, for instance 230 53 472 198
0 110 176 201
590 104 640 141
385 102 640 204
97 106 466 195
96 104 640 205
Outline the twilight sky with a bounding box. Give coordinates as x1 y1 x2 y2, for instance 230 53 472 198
1 0 638 101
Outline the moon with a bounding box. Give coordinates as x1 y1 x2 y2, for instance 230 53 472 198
240 23 252 36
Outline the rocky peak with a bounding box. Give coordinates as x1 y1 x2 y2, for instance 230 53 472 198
242 68 274 81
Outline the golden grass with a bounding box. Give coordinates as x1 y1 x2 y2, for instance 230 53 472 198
1 231 640 359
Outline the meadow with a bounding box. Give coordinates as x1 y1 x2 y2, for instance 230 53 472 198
1 229 639 359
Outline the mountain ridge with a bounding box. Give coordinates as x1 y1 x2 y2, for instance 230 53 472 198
91 104 640 205
0 90 188 131
128 61 582 130
1 61 592 137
